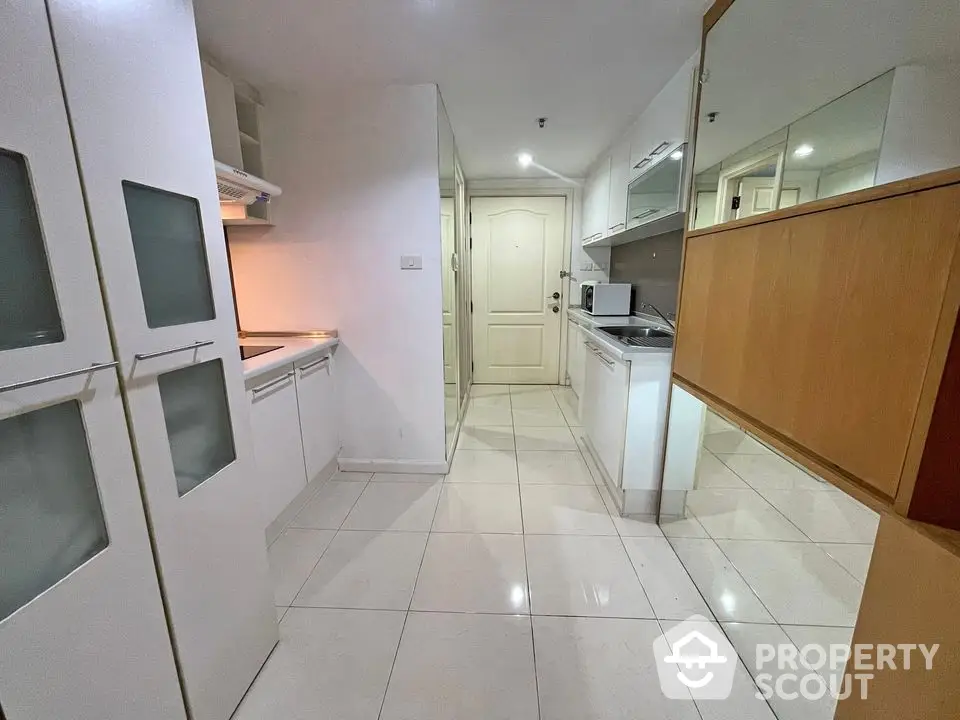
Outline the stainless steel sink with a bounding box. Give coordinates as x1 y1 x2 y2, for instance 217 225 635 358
601 326 673 339
599 325 674 349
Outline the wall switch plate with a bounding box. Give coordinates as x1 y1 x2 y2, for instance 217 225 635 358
400 255 423 270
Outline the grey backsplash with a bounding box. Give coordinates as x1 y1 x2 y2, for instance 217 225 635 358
609 229 684 316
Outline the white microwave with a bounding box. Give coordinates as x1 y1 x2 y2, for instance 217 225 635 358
580 282 631 316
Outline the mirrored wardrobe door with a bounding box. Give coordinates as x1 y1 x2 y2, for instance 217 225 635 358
0 4 184 719
45 2 277 719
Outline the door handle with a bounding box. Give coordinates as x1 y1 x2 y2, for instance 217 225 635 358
548 292 560 300
552 306 560 314
135 340 214 361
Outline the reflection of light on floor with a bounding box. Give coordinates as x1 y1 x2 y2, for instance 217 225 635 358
720 591 736 615
511 584 526 609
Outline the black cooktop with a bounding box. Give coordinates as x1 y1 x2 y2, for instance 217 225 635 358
239 345 283 361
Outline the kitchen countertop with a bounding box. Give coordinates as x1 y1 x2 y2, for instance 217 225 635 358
240 335 339 380
568 307 674 362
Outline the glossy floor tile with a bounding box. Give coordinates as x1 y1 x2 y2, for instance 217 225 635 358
715 453 827 492
697 452 751 489
446 449 519 484
293 530 428 610
380 612 540 720
816 543 874 584
513 406 568 426
685 488 809 542
668 537 775 623
432 483 524 533
232 608 406 720
341 481 442 532
515 425 579 451
533 616 701 720
758 489 880 544
411 532 528 613
703 429 773 455
520 485 617 535
611 512 666 537
268 528 337 606
370 472 442 483
621 536 712 620
524 535 654 618
290 481 367 529
717 540 864 626
464 402 514 427
457 425 515 451
517 451 595 485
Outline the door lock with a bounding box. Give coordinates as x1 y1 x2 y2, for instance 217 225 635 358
549 292 560 300
552 306 560 314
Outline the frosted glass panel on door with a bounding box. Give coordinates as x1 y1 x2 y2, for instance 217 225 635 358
158 360 236 496
0 401 108 621
0 149 64 351
122 182 216 328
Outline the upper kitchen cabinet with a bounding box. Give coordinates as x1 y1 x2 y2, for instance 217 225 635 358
630 55 699 179
200 57 280 226
581 154 612 243
607 137 631 234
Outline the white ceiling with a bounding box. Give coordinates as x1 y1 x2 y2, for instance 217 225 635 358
193 0 706 179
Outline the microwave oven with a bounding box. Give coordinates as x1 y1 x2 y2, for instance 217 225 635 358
580 282 631 316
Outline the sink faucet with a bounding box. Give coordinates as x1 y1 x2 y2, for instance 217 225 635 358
640 302 677 331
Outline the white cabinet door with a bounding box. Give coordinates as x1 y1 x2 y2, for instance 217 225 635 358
630 57 697 178
46 3 277 719
582 343 629 486
607 138 631 233
295 352 339 484
0 5 184 719
582 155 612 241
249 368 308 526
200 61 244 169
567 323 586 398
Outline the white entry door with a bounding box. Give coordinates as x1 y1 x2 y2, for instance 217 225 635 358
0 4 185 718
46 3 277 720
471 197 566 384
441 197 458 385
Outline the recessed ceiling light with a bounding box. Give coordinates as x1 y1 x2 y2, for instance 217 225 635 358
517 152 533 168
670 150 683 161
793 144 814 158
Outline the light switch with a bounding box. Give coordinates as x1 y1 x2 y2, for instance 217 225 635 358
401 255 423 270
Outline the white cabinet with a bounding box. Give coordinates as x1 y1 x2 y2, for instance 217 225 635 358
581 342 630 486
567 321 586 397
582 155 612 242
607 138 631 232
200 61 244 169
295 353 339 483
249 367 308 526
630 57 698 178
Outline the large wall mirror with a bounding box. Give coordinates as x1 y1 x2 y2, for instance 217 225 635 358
691 0 960 230
438 96 461 458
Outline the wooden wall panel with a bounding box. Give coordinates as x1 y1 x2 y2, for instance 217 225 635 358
675 184 960 499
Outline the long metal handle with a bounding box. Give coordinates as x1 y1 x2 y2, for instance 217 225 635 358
608 222 626 231
135 340 214 361
298 355 330 374
252 371 295 396
582 232 603 244
634 158 652 170
651 141 671 155
0 361 119 394
584 343 616 368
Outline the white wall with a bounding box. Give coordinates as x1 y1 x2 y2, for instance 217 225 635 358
229 84 447 468
877 61 960 185
818 159 877 199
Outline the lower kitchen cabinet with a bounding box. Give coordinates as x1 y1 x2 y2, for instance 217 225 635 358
567 320 586 397
249 366 308 526
581 342 630 484
295 353 339 483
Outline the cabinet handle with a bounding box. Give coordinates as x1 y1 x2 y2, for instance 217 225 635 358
135 340 214 361
608 222 625 232
0 361 119 394
252 371 295 396
582 232 604 244
633 158 652 170
651 141 671 155
298 356 330 374
585 343 616 368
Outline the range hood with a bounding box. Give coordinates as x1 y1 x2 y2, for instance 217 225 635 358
215 160 281 205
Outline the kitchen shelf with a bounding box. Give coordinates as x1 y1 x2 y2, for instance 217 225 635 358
581 211 686 248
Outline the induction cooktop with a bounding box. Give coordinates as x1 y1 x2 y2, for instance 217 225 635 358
239 345 283 361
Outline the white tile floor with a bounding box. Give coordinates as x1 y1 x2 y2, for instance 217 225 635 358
241 386 878 720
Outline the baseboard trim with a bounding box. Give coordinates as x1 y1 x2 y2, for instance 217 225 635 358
265 456 339 546
338 458 448 475
581 435 626 515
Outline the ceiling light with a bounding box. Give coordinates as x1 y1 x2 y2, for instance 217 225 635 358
793 144 814 158
517 152 533 169
670 150 684 161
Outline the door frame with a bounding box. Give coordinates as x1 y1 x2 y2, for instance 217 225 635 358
715 148 786 223
467 180 577 385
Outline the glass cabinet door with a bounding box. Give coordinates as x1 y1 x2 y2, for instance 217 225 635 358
0 4 185 719
627 143 686 229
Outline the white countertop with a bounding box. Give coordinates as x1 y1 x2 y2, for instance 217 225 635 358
569 307 674 362
240 336 339 379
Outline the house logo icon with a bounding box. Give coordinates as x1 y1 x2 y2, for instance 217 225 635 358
653 615 737 700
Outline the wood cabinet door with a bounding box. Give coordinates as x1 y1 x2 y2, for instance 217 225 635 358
295 353 340 483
